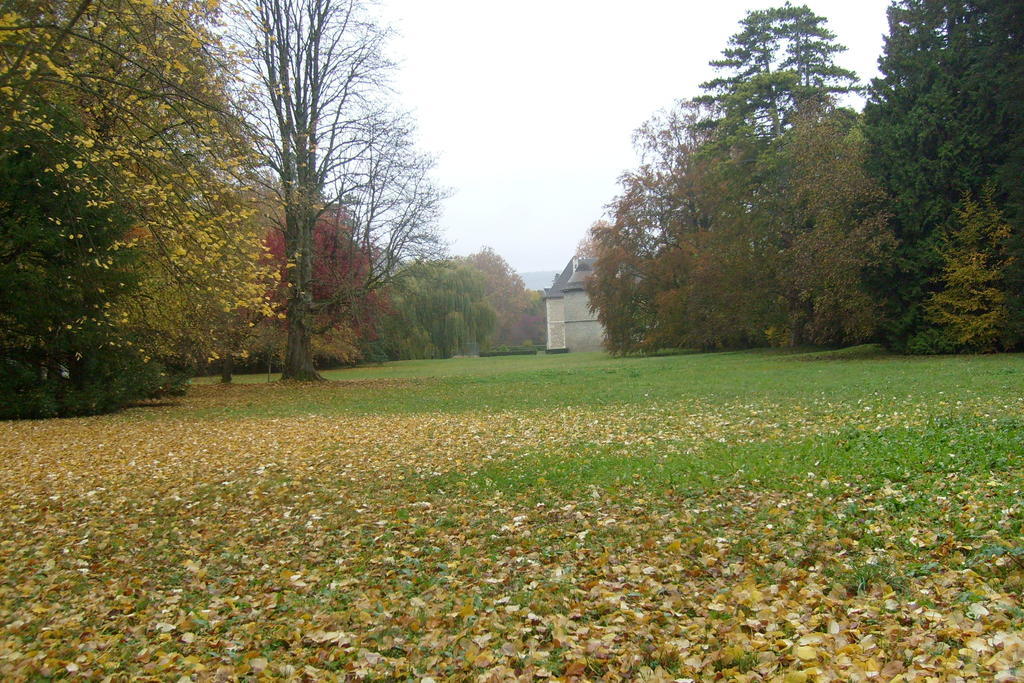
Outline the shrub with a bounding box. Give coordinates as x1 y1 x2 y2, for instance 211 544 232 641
905 328 958 355
479 345 539 357
0 350 181 420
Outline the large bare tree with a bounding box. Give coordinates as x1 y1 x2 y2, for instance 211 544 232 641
231 0 442 380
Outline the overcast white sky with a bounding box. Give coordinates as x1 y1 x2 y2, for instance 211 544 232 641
376 0 892 273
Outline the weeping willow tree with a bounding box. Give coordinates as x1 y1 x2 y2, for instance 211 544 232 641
377 261 496 359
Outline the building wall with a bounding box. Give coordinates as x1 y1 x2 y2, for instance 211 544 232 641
566 320 604 352
545 297 565 349
564 289 594 323
563 290 603 351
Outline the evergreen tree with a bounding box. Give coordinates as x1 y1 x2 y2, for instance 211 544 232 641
926 188 1011 352
0 115 172 418
864 0 1024 350
698 3 858 141
985 1 1024 346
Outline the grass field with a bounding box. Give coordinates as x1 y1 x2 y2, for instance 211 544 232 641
1 348 1022 680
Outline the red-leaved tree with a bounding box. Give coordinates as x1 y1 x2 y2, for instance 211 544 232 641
264 208 385 366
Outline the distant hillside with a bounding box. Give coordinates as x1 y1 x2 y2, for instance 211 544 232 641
519 271 559 291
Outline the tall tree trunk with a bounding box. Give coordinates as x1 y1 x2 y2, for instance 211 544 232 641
237 0 440 380
220 355 234 383
281 208 323 381
283 291 320 380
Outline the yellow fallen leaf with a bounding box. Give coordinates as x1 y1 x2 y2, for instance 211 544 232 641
794 645 818 661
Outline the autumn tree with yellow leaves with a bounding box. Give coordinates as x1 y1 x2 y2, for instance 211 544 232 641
926 188 1013 352
1 0 271 415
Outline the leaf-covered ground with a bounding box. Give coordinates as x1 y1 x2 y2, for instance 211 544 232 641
1 351 1023 680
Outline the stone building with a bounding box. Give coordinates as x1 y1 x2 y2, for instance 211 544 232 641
543 256 604 352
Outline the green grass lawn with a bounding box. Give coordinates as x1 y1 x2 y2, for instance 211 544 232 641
1 348 1022 679
190 346 1023 418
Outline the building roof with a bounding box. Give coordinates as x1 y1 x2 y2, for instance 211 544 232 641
544 256 596 299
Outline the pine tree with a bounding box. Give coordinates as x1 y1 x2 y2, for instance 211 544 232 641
926 188 1011 352
697 3 858 141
